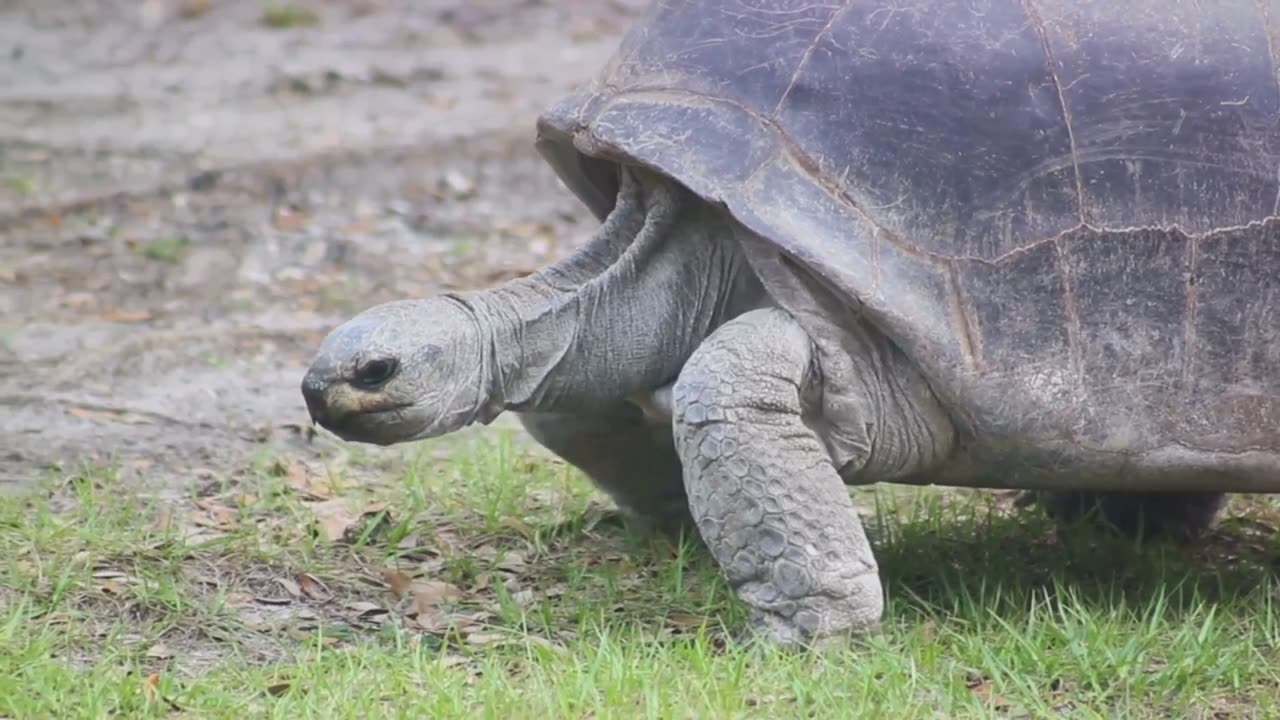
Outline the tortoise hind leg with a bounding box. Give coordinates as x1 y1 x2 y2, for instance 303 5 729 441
1035 490 1225 542
515 403 693 535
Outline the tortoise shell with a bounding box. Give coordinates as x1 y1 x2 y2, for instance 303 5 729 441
535 0 1280 490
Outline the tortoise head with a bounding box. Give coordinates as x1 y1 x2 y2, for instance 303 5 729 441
300 297 493 445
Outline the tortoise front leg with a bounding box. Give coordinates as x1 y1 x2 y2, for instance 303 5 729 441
516 404 693 534
671 308 883 647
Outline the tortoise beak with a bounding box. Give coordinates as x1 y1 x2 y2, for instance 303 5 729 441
301 364 337 426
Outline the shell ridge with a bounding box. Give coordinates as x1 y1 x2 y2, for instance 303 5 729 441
1021 0 1085 224
770 0 854 118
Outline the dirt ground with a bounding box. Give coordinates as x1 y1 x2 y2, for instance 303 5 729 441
0 0 649 489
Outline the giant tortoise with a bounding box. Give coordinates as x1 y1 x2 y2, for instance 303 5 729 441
300 0 1280 646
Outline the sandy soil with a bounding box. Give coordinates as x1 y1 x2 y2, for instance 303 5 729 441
0 0 647 489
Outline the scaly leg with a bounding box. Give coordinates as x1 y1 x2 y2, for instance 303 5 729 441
672 308 883 646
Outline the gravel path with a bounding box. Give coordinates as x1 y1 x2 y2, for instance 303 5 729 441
0 0 643 488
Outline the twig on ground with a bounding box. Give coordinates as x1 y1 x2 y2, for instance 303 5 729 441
0 392 224 430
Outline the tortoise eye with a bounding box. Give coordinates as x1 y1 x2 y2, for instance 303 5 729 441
353 358 398 389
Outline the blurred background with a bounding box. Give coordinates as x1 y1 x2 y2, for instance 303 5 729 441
0 0 648 487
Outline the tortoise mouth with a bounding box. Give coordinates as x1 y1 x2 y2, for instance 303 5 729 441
314 403 425 446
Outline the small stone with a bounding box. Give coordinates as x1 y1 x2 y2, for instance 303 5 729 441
442 171 475 198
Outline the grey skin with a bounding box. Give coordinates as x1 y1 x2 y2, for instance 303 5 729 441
304 0 1280 647
304 167 906 643
303 170 764 527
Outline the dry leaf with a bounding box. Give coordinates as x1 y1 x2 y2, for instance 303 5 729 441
297 573 331 600
66 405 151 425
413 607 485 636
309 498 358 542
409 580 463 615
524 635 567 654
410 607 451 634
179 0 212 19
188 511 221 529
61 292 97 310
494 550 528 573
359 503 393 536
271 458 331 498
395 533 423 550
437 655 472 670
98 579 127 594
189 502 236 530
273 208 310 231
145 643 174 659
342 217 380 235
280 459 307 489
347 601 388 619
465 631 507 646
244 423 274 443
276 577 302 597
147 505 175 533
383 568 412 599
308 499 390 542
180 566 221 588
265 681 293 697
287 627 340 646
140 673 181 711
292 607 320 623
491 512 527 535
965 673 1010 708
497 220 553 238
141 672 161 702
745 693 795 707
240 615 269 632
181 527 227 546
103 309 152 322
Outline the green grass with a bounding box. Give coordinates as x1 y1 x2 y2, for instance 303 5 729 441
4 175 36 195
140 236 192 263
260 4 320 29
3 431 1280 718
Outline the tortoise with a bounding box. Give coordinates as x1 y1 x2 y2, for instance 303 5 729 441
300 0 1280 646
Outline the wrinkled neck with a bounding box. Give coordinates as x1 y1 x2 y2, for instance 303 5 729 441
458 171 757 417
